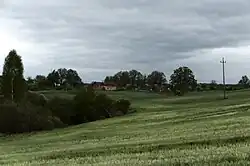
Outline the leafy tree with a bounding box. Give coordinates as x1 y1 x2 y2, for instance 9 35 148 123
57 68 68 85
147 71 167 90
170 66 197 95
35 75 46 82
105 70 145 89
238 75 250 88
2 50 25 101
47 68 82 88
66 69 82 87
47 70 60 86
113 71 130 87
104 76 114 84
128 69 143 88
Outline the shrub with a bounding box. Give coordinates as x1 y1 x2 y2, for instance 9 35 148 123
113 99 131 114
0 101 63 134
0 102 25 133
94 93 113 118
72 87 97 124
47 97 74 125
24 91 48 106
0 86 133 134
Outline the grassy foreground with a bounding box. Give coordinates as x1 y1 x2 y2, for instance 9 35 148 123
1 90 250 165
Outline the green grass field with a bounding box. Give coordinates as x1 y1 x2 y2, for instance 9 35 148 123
1 90 250 165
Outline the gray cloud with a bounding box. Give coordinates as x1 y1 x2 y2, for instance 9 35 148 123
1 0 250 83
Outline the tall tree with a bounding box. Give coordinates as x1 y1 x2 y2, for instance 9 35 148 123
113 71 130 87
47 70 60 86
2 50 25 101
170 66 197 95
147 71 167 88
128 69 143 88
57 68 68 85
104 76 114 84
66 69 82 87
47 68 82 87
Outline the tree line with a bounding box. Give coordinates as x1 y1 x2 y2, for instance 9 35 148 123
26 68 83 91
104 70 250 94
27 66 199 96
104 68 197 95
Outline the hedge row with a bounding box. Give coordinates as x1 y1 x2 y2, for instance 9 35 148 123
0 87 131 134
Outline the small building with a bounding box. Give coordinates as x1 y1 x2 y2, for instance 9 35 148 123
91 82 117 91
102 83 117 91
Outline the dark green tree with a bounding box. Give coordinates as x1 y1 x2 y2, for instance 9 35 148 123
47 70 60 86
113 71 130 87
57 68 68 85
147 71 167 90
2 50 25 101
47 68 82 88
128 69 143 88
170 66 197 95
104 76 114 84
66 69 82 87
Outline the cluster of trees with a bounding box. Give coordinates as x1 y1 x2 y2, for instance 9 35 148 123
104 67 197 95
0 50 131 134
26 68 83 91
104 69 250 95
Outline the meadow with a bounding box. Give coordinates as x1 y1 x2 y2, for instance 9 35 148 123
0 90 250 165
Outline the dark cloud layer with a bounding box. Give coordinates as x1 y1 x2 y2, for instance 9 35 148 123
1 0 250 83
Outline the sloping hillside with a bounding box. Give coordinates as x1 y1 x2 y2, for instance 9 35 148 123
1 90 250 165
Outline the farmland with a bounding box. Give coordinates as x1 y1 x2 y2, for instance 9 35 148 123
0 90 250 165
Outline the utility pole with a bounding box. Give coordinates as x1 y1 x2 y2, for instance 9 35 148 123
220 57 226 99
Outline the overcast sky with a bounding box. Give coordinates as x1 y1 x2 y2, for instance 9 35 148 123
1 0 250 83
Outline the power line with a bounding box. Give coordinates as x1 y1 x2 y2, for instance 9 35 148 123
220 57 227 99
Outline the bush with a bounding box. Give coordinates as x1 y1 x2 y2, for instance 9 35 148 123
24 91 48 106
0 102 25 133
0 101 63 134
47 97 74 125
113 99 131 114
94 93 113 118
0 86 132 134
72 87 97 124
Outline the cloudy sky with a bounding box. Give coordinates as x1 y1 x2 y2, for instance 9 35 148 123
1 0 250 83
